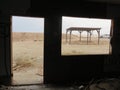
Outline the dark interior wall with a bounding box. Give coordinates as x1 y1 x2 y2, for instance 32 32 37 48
0 0 30 85
30 1 107 18
32 2 120 84
86 0 120 4
44 14 62 84
1 0 120 85
105 18 120 72
0 15 12 85
40 2 112 84
104 4 120 74
0 0 30 15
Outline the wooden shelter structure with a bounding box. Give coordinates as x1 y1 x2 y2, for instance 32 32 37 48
66 27 101 44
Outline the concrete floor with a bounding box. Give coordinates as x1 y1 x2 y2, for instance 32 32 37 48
0 84 82 90
1 78 120 90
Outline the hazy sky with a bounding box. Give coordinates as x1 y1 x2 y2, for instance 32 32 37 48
12 16 44 32
62 16 111 35
12 16 111 35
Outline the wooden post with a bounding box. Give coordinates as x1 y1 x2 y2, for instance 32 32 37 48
98 30 100 44
109 20 114 54
66 30 68 43
79 31 82 42
69 31 72 44
87 31 89 44
90 31 92 42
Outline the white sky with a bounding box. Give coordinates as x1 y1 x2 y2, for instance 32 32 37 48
62 16 111 36
12 16 111 36
12 16 44 32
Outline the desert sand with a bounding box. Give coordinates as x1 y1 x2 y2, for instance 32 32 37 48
62 34 111 55
12 32 44 85
12 32 110 85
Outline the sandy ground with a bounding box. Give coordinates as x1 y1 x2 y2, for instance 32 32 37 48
12 41 44 85
12 32 44 85
62 35 111 55
12 32 111 85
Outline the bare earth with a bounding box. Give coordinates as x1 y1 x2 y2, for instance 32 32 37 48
12 32 44 85
12 32 110 85
62 34 111 55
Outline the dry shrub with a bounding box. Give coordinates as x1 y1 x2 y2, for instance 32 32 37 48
72 50 77 53
13 56 35 71
34 40 37 42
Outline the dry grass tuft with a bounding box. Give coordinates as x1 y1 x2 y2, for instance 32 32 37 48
13 56 35 71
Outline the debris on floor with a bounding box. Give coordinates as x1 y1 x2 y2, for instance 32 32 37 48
1 78 120 90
